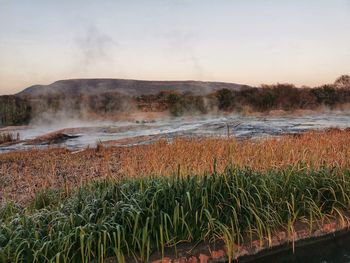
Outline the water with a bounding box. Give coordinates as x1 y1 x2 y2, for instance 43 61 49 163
1 112 350 153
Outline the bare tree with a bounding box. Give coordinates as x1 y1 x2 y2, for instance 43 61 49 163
334 75 350 89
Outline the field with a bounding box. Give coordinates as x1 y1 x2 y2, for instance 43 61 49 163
1 129 350 204
1 129 350 262
1 0 349 261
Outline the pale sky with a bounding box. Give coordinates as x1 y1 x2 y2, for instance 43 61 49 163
0 0 350 95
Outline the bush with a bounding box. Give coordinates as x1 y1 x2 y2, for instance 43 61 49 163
311 85 339 106
216 88 235 110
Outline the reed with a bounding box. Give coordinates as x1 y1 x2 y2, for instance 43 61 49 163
1 129 350 204
1 166 350 262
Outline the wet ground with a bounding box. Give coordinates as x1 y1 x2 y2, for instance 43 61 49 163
1 112 350 153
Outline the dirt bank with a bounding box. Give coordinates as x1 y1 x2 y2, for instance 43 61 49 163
110 215 349 263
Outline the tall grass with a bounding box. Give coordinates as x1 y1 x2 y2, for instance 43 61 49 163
1 166 350 262
1 129 350 204
118 129 350 176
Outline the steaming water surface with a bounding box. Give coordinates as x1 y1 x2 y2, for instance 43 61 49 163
1 112 350 153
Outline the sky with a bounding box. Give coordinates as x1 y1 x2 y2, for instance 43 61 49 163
0 0 350 95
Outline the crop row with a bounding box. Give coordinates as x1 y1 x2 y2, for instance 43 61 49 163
1 166 350 262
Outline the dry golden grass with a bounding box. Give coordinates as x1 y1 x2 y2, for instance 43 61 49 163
119 128 350 176
1 129 350 204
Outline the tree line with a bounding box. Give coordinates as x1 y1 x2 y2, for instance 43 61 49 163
0 75 349 126
0 96 31 126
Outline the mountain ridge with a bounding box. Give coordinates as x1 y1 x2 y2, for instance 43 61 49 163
17 78 252 97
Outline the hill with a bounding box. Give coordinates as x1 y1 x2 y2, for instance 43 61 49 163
17 79 250 97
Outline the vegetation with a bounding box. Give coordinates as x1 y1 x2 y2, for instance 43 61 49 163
1 76 349 262
334 75 350 89
139 75 350 115
1 166 350 262
1 129 350 204
1 128 350 262
1 75 350 125
0 96 31 126
216 83 350 112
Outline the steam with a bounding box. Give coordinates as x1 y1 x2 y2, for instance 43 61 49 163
161 30 206 80
75 25 119 73
30 108 80 127
4 112 350 154
28 93 137 127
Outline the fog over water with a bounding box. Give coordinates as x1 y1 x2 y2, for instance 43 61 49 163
1 112 350 153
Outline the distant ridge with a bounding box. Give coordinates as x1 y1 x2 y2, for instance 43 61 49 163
17 78 251 97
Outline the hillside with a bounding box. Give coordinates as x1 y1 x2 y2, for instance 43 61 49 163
17 79 250 97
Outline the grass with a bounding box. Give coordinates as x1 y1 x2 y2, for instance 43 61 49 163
117 128 350 176
1 129 350 204
1 166 350 262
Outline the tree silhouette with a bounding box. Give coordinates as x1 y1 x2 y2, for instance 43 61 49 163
334 75 350 89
